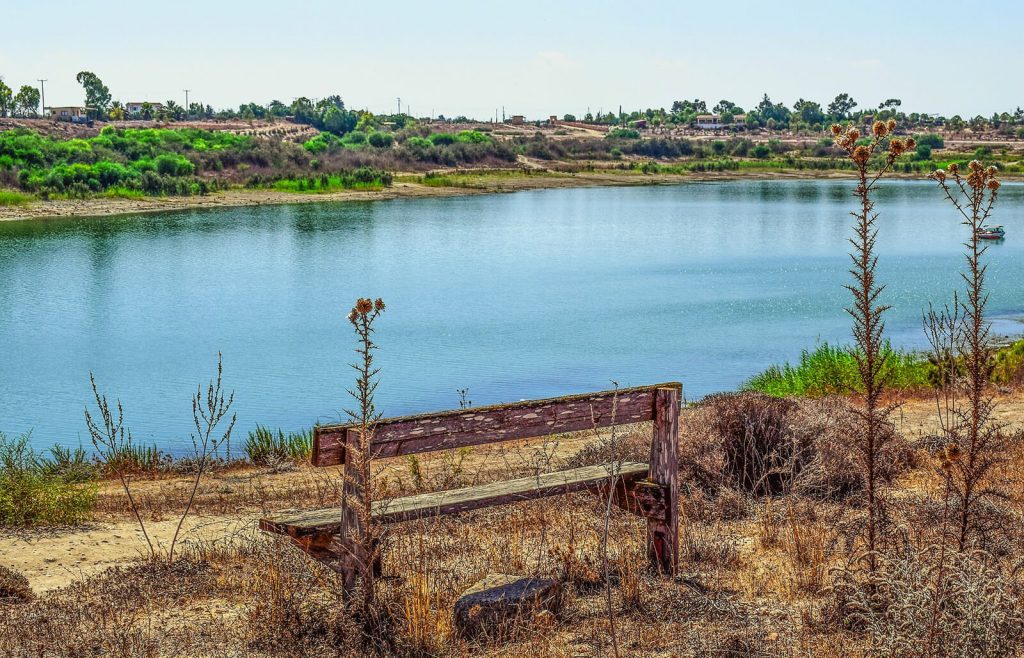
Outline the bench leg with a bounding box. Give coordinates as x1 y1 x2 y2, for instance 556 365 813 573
648 387 680 575
289 533 382 594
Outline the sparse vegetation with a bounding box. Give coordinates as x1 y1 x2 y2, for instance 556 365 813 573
245 426 313 464
0 432 97 526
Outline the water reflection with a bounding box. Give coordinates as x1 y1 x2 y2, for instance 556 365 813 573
0 179 1021 453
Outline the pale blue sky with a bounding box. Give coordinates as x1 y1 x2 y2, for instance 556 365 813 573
3 0 1021 119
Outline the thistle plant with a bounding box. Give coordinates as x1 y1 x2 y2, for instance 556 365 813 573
832 119 914 568
929 161 1006 551
332 297 386 618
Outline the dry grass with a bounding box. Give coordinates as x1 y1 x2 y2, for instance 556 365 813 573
2 394 1023 657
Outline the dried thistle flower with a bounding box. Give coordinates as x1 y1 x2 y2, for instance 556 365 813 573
830 124 843 136
987 179 1001 191
872 121 889 138
356 298 374 315
886 118 897 132
852 145 871 165
932 169 947 182
374 298 386 312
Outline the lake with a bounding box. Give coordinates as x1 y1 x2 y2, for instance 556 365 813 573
1 179 1022 454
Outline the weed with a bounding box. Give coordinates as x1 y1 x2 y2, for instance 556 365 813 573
245 425 312 464
0 432 97 526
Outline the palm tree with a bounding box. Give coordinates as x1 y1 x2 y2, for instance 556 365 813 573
108 101 126 121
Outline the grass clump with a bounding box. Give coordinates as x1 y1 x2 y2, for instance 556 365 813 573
744 342 931 397
271 168 392 194
244 426 312 464
0 433 97 526
0 189 32 206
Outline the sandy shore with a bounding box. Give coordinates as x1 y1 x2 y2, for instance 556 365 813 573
0 169 869 223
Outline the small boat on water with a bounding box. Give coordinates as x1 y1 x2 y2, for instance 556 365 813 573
978 225 1005 240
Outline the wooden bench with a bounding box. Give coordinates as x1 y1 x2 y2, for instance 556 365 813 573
260 382 681 587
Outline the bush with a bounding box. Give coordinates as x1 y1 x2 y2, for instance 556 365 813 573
607 128 641 139
916 133 944 149
679 393 912 500
367 132 394 148
744 342 930 397
0 433 97 526
0 565 33 602
830 546 1024 658
752 145 771 159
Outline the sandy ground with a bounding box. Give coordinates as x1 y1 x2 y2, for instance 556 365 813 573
4 393 1024 594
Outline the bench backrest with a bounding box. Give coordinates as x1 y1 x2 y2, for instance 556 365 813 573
312 382 682 467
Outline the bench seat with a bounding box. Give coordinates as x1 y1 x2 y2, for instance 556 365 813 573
260 461 650 539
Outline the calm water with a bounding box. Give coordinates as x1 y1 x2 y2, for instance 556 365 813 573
2 179 1022 453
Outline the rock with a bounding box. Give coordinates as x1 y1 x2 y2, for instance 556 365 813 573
0 565 34 603
453 573 560 637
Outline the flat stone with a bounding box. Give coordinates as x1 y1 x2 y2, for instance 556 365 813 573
453 573 561 637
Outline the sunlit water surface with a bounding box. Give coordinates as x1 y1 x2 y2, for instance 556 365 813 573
1 179 1022 453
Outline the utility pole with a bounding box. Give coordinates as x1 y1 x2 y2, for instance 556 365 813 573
397 97 401 116
184 89 190 117
38 79 47 118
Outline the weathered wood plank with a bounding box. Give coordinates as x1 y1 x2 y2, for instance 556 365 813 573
647 387 680 575
260 462 650 537
312 382 682 467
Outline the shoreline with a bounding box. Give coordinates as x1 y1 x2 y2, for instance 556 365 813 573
0 168 937 223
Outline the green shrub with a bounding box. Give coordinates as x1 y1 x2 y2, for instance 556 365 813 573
991 339 1024 385
607 128 641 139
36 444 99 483
428 132 455 146
916 133 944 149
367 132 394 148
244 426 312 464
744 342 931 397
0 433 97 526
0 189 32 206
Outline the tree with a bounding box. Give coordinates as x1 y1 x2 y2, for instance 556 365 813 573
756 94 791 127
164 100 184 121
828 93 857 120
878 98 902 114
713 100 741 115
794 98 825 126
13 85 41 117
562 113 576 122
0 80 12 118
75 71 112 117
108 101 125 121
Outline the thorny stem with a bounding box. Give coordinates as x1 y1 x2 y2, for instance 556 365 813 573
932 162 1000 551
833 120 909 571
340 298 385 618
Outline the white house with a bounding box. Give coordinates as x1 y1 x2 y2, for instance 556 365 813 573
125 101 166 116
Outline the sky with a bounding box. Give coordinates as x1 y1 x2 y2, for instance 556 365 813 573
3 0 1022 120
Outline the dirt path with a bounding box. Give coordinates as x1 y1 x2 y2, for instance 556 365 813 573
2 516 254 593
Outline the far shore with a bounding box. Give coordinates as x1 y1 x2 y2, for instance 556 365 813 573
0 167 955 223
